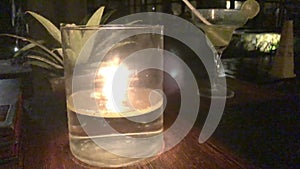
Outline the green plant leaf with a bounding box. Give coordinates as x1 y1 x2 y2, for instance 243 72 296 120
86 6 105 26
65 48 77 67
26 60 59 71
29 49 61 64
0 34 63 65
26 11 62 43
14 42 36 57
27 55 64 69
52 48 63 58
70 29 83 59
79 30 98 64
101 9 116 24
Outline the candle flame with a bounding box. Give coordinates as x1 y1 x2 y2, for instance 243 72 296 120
93 58 132 112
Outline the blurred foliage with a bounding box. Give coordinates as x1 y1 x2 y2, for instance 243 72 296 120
240 33 280 53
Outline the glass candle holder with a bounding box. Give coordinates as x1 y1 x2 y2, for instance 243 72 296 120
61 25 164 167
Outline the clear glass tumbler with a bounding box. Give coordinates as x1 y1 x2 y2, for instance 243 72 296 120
61 25 164 167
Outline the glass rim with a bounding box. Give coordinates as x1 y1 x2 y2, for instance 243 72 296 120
60 24 163 30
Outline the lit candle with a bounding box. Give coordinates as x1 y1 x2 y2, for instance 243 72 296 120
92 57 134 113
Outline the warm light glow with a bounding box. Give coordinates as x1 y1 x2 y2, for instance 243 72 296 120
226 1 231 9
93 58 132 112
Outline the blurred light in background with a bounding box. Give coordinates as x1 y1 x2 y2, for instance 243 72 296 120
226 0 242 9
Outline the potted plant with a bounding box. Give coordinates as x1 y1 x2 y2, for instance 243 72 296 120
0 6 114 92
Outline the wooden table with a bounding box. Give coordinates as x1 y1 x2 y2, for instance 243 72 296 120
19 77 292 169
